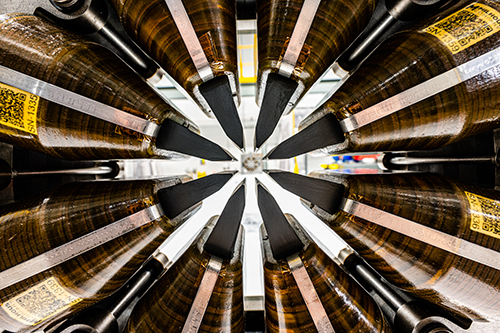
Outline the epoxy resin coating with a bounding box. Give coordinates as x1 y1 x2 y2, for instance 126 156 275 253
0 14 192 160
256 0 376 105
262 223 391 333
314 172 500 321
126 223 244 333
0 179 184 332
309 1 500 153
110 0 240 110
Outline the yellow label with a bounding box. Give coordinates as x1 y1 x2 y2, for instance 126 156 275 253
0 82 38 134
465 191 500 239
1 277 82 326
423 3 500 54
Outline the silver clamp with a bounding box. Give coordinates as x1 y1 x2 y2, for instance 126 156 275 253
182 255 223 333
278 0 321 78
287 253 336 332
165 0 215 83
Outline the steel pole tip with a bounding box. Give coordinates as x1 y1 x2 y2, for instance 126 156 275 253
265 113 345 160
199 75 245 151
254 73 299 150
156 119 237 161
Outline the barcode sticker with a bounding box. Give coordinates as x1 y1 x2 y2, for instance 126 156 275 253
465 191 500 239
1 277 82 326
423 3 500 54
0 82 38 135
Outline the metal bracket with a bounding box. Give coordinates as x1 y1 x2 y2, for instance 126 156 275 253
181 255 223 333
278 0 320 78
164 0 215 83
287 253 335 332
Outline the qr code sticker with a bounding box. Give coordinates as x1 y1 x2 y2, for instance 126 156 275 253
0 85 26 129
16 285 67 323
424 3 500 54
436 11 490 52
466 191 500 239
1 277 81 326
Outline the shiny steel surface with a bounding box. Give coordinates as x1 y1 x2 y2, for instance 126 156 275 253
5 166 114 177
305 171 500 321
164 0 215 82
390 156 495 165
263 224 391 332
110 270 154 318
353 263 405 310
0 0 161 80
278 0 321 78
287 253 335 333
0 65 160 137
181 255 223 333
342 198 500 271
3 0 500 330
0 204 163 290
256 0 376 110
126 216 244 333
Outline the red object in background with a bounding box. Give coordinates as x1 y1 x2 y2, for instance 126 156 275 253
353 154 380 162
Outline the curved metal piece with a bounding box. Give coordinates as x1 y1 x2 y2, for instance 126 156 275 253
386 0 445 22
59 324 99 333
55 308 119 333
341 251 471 332
394 302 453 333
109 271 154 318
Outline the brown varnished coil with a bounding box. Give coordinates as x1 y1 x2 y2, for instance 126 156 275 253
126 219 244 333
0 14 195 160
256 0 376 104
307 0 500 153
308 172 500 321
109 0 239 110
262 217 391 333
0 178 187 332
